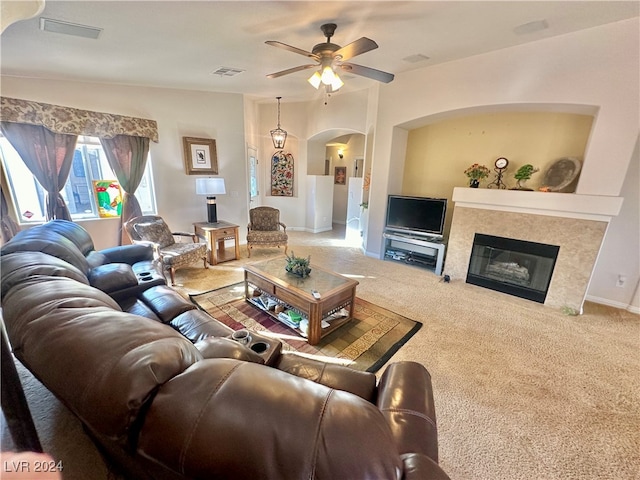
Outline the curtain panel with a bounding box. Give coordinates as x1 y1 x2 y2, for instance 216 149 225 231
100 135 149 245
1 97 159 142
0 122 76 221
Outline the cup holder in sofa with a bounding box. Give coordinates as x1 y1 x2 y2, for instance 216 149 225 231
137 271 154 282
250 341 269 354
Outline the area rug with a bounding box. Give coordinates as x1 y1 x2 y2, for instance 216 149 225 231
189 283 422 372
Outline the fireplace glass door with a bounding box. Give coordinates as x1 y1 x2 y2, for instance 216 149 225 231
466 234 560 303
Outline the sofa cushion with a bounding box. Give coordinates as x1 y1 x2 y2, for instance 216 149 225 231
119 297 162 322
139 285 196 323
170 309 234 342
0 252 89 301
88 263 139 293
86 250 109 269
1 229 90 273
43 219 96 256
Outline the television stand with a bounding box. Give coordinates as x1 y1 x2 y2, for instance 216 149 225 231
383 231 446 276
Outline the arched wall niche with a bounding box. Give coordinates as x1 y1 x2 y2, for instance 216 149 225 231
386 103 597 240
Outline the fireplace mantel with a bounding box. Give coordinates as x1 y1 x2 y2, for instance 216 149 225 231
452 188 623 222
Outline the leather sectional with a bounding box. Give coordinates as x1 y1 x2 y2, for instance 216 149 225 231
0 220 450 479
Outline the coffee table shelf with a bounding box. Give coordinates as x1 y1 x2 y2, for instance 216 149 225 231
246 284 352 338
243 257 359 345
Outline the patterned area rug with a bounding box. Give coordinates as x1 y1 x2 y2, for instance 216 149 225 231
189 283 422 372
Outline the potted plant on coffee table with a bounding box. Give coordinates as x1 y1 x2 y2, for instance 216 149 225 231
285 251 311 278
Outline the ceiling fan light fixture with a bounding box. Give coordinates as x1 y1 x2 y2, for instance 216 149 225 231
308 71 322 89
270 97 287 149
330 72 344 91
320 65 337 86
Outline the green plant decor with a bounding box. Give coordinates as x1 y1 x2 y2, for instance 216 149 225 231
514 164 539 190
285 251 311 278
464 163 491 180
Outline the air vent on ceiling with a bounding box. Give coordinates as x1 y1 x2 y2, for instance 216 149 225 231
513 19 549 35
211 67 245 77
403 54 430 64
39 17 102 39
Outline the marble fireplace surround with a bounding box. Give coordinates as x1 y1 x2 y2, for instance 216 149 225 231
446 188 623 312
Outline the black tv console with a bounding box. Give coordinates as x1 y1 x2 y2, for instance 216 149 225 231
383 230 446 275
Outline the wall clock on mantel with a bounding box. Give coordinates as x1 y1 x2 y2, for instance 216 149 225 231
487 157 509 189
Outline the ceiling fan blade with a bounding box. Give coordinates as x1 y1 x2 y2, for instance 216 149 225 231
266 64 317 79
339 63 395 83
334 37 378 62
265 41 320 60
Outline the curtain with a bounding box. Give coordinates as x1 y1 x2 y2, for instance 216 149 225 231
0 185 20 243
0 122 77 221
100 135 149 245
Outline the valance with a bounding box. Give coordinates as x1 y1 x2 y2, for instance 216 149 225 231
0 97 158 142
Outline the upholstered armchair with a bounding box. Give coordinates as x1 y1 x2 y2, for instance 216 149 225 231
246 207 288 258
124 215 207 285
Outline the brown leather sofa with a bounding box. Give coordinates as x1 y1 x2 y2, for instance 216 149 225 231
1 220 450 480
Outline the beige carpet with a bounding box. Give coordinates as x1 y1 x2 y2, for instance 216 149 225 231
2 228 639 480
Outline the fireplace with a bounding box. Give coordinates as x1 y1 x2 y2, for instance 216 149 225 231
466 234 560 303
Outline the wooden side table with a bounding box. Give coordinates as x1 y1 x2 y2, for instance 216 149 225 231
193 221 240 265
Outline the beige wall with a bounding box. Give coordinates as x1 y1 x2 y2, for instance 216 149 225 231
402 111 593 239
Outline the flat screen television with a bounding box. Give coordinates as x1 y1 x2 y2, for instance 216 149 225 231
385 195 447 238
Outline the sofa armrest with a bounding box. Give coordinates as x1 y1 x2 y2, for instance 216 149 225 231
194 337 265 364
88 263 139 293
100 244 155 265
275 353 376 401
401 453 451 480
377 361 439 462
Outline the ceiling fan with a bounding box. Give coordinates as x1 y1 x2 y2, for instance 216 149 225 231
265 23 394 93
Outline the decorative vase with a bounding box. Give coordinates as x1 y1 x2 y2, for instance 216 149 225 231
469 178 480 188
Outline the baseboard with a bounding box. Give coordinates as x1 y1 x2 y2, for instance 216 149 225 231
585 294 640 314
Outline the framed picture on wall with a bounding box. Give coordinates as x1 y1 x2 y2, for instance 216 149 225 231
334 166 347 185
183 137 218 175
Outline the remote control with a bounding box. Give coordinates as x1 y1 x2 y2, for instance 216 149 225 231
311 289 321 299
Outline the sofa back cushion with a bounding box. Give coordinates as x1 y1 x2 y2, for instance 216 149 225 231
137 359 404 480
0 252 89 301
2 276 201 445
1 228 90 273
42 219 95 256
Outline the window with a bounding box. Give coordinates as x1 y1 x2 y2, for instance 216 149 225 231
0 135 156 223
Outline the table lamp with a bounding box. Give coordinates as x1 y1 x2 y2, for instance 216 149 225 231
195 177 226 223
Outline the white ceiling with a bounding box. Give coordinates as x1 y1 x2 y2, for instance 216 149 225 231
1 1 638 103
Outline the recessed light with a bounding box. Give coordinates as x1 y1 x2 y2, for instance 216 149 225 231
403 54 430 64
39 17 102 39
513 19 549 35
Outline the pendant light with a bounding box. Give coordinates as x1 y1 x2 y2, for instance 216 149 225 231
270 96 287 149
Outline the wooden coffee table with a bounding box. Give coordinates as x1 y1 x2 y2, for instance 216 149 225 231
244 257 359 345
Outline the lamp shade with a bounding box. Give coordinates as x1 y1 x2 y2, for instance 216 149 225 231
196 177 226 196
